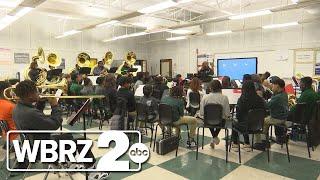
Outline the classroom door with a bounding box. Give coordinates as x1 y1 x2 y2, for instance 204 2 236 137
160 59 172 77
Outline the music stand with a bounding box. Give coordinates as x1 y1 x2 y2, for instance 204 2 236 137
127 68 138 73
79 67 92 75
108 67 118 73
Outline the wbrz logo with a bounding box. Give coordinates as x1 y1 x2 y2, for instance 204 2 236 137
7 130 150 172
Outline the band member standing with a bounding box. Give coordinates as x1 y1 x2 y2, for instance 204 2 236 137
198 61 214 91
28 61 41 82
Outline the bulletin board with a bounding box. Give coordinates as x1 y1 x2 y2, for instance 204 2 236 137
293 48 319 77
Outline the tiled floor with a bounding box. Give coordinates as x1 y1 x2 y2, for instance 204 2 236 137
1 117 320 180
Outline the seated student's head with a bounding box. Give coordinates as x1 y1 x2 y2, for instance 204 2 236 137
251 74 262 84
262 71 271 81
241 80 257 96
118 76 130 89
71 73 82 83
0 81 10 99
96 76 106 86
272 78 285 93
170 86 183 98
98 61 104 67
143 85 153 98
83 78 92 87
210 80 222 93
105 74 116 89
300 76 313 91
136 72 144 81
242 74 252 83
221 76 231 88
155 76 163 84
15 80 39 103
190 77 201 92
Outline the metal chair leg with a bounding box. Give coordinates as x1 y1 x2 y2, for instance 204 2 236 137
176 133 180 157
306 127 311 158
196 127 200 160
286 138 290 162
238 135 241 163
225 129 229 163
202 127 205 149
251 134 254 152
266 133 270 163
150 124 154 148
153 124 159 152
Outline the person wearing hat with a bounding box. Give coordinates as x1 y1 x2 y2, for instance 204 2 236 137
93 60 107 76
254 78 289 149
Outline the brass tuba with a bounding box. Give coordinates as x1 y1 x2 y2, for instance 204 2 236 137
77 52 91 67
103 51 113 69
116 51 136 75
47 53 62 67
24 47 47 86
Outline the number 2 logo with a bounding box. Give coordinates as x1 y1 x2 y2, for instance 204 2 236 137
96 131 149 171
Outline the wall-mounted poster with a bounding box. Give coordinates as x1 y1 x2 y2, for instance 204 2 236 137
14 53 30 64
295 50 314 63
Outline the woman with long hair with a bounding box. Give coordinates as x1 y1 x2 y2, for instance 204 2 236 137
231 80 266 151
186 77 203 116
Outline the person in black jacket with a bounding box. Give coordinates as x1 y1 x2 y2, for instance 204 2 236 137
117 76 136 113
12 80 97 170
152 76 169 100
231 81 266 152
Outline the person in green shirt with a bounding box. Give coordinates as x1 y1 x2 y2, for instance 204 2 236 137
288 76 320 123
69 73 83 96
161 86 199 147
254 78 289 148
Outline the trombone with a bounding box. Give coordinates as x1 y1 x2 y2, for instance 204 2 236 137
3 85 105 101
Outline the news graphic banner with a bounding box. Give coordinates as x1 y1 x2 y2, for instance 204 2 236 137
7 130 150 172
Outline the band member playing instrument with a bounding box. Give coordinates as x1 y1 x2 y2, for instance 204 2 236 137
0 81 17 142
12 80 105 176
28 61 41 82
93 61 107 76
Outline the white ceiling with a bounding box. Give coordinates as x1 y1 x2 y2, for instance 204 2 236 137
0 0 319 39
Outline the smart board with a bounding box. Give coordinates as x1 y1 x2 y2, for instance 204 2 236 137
217 57 257 80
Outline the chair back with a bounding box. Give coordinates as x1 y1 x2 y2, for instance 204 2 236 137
293 103 307 124
152 88 162 100
247 109 266 132
204 104 223 126
159 103 174 126
189 91 200 107
136 102 147 121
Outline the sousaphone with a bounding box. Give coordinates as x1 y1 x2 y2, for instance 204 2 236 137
77 52 91 67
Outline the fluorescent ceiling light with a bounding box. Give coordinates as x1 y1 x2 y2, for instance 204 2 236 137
13 7 33 17
166 36 187 41
132 22 150 28
229 10 272 20
138 1 177 14
103 32 148 42
0 0 22 8
262 22 299 29
206 30 232 36
177 0 193 3
55 30 81 39
168 29 192 34
96 20 120 28
0 7 33 31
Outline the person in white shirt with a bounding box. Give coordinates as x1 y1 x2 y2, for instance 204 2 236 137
200 80 231 149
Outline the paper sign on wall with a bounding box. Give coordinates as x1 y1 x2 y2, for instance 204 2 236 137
295 50 314 63
14 53 30 64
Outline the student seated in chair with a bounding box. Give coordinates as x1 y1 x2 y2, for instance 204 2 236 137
254 78 288 150
288 77 320 123
137 85 159 134
231 81 266 152
12 80 109 179
0 81 17 144
161 86 199 147
199 80 231 149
